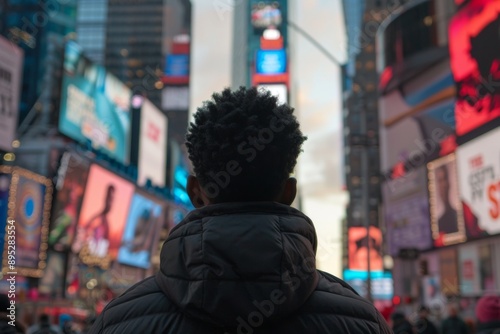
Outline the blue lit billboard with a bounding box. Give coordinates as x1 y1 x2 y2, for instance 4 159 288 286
343 270 394 301
165 54 189 77
256 49 286 75
59 41 132 164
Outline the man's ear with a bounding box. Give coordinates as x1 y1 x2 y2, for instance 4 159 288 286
187 175 209 208
278 177 297 206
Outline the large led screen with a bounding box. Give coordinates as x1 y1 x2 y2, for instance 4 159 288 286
0 167 11 266
0 35 23 151
117 192 163 269
73 164 134 268
137 99 168 187
382 167 433 256
59 41 132 163
250 1 282 29
49 152 90 251
428 154 466 247
348 226 383 271
449 0 500 136
3 168 53 277
456 128 500 238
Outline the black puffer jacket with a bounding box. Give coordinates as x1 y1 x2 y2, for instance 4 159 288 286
91 202 391 333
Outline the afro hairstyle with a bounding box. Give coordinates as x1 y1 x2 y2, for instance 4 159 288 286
185 86 306 203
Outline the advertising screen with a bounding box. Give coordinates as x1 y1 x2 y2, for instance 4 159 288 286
117 192 163 269
49 152 90 251
59 41 132 164
137 99 168 187
4 168 53 277
382 167 433 256
428 154 466 247
449 0 500 136
162 86 189 111
39 251 66 298
456 128 500 238
0 36 23 151
348 226 383 271
165 55 189 77
439 248 459 296
458 244 481 296
343 270 393 300
378 63 456 172
256 49 286 75
257 84 287 105
73 164 134 268
251 1 282 29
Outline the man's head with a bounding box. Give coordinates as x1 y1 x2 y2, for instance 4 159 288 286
186 87 306 206
436 165 450 204
448 304 459 317
418 305 429 319
103 185 115 213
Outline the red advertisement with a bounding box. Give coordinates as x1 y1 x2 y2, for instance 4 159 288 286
449 0 500 135
348 226 383 271
72 164 134 268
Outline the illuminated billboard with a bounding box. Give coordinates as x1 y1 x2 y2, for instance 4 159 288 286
348 226 383 271
59 41 132 163
428 154 466 247
456 128 500 239
0 36 23 151
382 167 433 256
343 270 393 300
3 167 53 277
257 84 287 105
251 1 282 29
73 164 134 268
49 152 90 251
137 99 168 187
117 192 163 269
256 49 286 75
449 0 500 136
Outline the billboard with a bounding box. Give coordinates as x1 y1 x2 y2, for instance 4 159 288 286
343 270 393 300
137 99 168 187
3 168 53 277
0 36 23 151
49 152 90 251
449 0 500 136
378 63 456 172
117 192 163 269
382 167 433 256
256 49 286 75
439 248 459 296
458 244 481 296
165 54 189 77
251 1 283 29
59 41 132 163
257 84 287 105
348 226 383 271
162 86 189 111
428 154 466 247
72 164 134 268
456 128 500 238
39 251 66 298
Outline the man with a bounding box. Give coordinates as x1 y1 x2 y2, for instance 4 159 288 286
391 312 414 334
414 306 438 334
441 304 469 334
90 87 392 333
27 313 61 334
436 165 459 234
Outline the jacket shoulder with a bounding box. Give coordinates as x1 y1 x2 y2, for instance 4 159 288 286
91 276 178 333
291 270 392 334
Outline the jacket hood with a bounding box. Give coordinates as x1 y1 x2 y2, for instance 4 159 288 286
156 202 319 328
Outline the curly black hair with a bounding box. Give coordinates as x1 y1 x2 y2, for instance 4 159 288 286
186 86 306 202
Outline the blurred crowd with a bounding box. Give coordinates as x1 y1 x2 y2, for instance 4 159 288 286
390 295 500 334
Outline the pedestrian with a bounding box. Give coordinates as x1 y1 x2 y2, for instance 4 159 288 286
475 295 500 334
414 306 439 334
27 313 61 334
89 87 392 333
0 293 26 333
441 304 469 334
392 312 415 334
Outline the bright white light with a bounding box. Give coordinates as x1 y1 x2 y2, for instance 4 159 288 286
263 28 281 40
